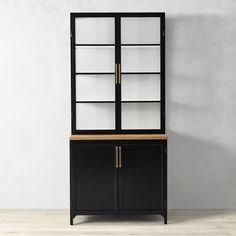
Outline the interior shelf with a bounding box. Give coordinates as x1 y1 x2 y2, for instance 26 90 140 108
121 101 160 103
75 44 160 47
121 72 160 74
75 44 115 46
76 72 115 75
76 101 160 103
76 72 160 75
121 43 161 47
76 101 115 103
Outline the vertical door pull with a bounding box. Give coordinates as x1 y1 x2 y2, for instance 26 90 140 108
115 64 118 84
115 146 118 168
119 146 122 168
118 64 121 84
115 64 121 84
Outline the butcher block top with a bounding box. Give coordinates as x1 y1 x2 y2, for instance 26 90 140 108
70 134 168 141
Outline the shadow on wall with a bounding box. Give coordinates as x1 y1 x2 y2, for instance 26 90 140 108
165 14 236 209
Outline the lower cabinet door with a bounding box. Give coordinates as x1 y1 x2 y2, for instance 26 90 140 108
119 143 163 211
71 143 117 212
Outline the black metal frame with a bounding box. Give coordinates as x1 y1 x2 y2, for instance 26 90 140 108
70 139 167 224
71 12 165 134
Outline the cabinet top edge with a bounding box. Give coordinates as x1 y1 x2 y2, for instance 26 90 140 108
70 12 165 17
70 134 168 141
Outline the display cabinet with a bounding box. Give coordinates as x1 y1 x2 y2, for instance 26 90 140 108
70 12 167 225
71 12 165 134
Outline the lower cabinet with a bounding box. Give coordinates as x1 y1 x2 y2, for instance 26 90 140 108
70 140 167 224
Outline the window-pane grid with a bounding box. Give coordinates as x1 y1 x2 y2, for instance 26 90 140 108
71 14 164 133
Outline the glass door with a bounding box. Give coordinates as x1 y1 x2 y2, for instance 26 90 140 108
73 16 116 131
71 13 165 134
120 16 162 130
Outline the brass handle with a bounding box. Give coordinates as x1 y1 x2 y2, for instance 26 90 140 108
118 64 121 84
119 146 122 168
115 64 121 84
115 146 118 168
115 64 118 84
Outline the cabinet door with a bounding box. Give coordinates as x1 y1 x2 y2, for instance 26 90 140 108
120 16 163 131
71 143 117 211
73 16 116 132
119 143 163 211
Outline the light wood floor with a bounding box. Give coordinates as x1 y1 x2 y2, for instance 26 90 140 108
0 210 236 236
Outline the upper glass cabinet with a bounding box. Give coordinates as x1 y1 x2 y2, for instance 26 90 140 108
71 13 165 134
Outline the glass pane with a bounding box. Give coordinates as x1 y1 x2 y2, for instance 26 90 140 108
121 17 160 44
76 46 115 72
121 74 160 101
75 17 115 44
121 46 160 72
76 75 115 101
76 103 115 130
122 103 160 129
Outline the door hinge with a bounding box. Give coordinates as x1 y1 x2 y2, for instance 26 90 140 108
70 31 72 38
162 30 165 37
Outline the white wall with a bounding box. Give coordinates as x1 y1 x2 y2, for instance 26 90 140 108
0 0 236 209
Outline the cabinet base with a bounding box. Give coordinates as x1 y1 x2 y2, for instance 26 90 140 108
70 212 167 225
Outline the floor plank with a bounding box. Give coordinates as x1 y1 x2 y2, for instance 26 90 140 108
0 210 235 236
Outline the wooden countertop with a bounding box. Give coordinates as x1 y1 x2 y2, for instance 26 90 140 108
70 134 168 141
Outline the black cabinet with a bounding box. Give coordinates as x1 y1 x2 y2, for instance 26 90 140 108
70 139 167 224
70 12 168 226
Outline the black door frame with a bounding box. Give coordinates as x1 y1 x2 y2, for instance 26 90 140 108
71 12 165 134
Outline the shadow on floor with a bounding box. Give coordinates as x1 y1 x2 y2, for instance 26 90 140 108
73 210 235 225
74 214 163 225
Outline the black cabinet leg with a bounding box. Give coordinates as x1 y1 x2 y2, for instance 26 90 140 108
164 215 167 224
70 214 74 225
162 213 167 224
